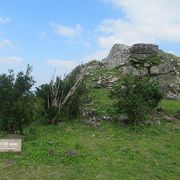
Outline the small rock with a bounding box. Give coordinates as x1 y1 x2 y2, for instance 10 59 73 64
96 122 101 127
163 115 177 122
175 110 180 120
156 106 165 112
157 120 161 125
66 150 80 157
49 148 56 156
118 115 128 122
57 122 65 127
102 116 112 121
145 120 154 125
84 120 96 126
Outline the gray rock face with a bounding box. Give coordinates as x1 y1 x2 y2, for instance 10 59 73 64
130 43 158 62
130 43 158 55
82 108 98 126
102 44 130 67
102 43 180 99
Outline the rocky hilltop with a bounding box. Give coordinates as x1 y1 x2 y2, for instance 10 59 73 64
102 43 180 99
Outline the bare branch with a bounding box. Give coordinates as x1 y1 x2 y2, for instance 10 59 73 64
59 65 87 110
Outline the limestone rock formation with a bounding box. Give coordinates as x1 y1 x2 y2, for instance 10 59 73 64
102 43 180 99
130 43 158 63
102 44 130 67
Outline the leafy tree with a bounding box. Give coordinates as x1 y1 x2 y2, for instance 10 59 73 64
112 76 163 125
0 65 35 133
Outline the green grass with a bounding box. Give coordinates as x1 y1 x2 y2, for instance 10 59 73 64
0 64 180 180
161 100 180 115
0 116 180 179
90 89 114 106
89 88 116 114
84 65 120 116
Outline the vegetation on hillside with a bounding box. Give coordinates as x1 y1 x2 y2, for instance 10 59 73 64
131 55 162 75
0 62 179 179
0 65 35 133
36 65 88 124
112 76 163 124
0 107 179 179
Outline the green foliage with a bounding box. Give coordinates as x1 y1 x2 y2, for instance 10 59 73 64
112 76 163 124
0 65 35 133
63 65 88 117
63 83 87 117
36 65 87 123
132 55 162 75
33 97 45 122
161 100 180 115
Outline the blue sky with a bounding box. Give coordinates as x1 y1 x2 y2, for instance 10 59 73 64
0 0 180 86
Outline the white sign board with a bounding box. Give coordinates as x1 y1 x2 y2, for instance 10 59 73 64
0 139 21 152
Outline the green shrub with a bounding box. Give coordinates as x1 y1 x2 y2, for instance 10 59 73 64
36 65 87 123
112 76 163 124
0 65 35 134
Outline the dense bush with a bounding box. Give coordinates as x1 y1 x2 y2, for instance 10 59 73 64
0 65 35 133
112 76 163 124
36 80 62 124
36 65 87 124
63 65 88 117
63 82 87 117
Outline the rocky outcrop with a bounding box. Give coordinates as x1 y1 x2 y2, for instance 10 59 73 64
130 43 158 54
102 43 180 99
82 108 98 126
102 44 130 67
94 76 119 88
130 43 158 62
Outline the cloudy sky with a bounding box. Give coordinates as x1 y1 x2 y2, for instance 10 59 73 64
0 0 180 86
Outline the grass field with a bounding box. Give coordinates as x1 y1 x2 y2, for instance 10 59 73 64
161 100 180 115
0 100 179 179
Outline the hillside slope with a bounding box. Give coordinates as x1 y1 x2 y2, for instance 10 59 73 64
0 44 180 180
0 101 179 179
102 43 180 99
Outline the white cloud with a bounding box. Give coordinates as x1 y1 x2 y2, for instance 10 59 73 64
50 22 83 38
0 39 13 48
98 0 180 48
0 16 11 24
0 56 23 64
167 51 178 56
84 49 109 62
46 59 79 70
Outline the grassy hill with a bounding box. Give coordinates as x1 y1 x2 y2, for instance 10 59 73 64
0 62 180 179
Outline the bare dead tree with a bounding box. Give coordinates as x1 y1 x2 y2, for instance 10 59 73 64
45 65 88 123
58 65 87 111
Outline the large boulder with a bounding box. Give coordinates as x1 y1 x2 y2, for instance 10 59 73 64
130 44 158 57
101 43 180 99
